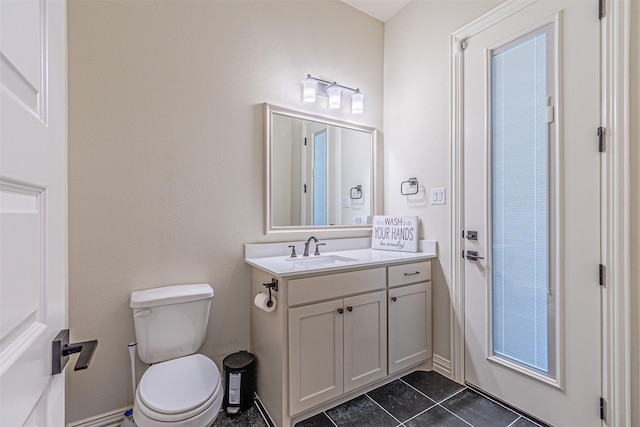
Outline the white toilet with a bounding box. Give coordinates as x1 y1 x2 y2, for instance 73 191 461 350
130 283 223 427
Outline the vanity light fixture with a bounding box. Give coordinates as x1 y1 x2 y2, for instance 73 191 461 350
301 74 364 114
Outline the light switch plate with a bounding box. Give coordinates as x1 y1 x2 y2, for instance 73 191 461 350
431 188 446 205
342 197 350 208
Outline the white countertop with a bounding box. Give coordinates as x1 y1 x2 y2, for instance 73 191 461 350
245 238 437 277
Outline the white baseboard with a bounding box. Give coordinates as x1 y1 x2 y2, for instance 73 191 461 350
67 407 130 427
433 354 452 378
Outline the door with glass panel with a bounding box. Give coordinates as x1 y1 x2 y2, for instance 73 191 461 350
462 2 601 425
313 129 328 225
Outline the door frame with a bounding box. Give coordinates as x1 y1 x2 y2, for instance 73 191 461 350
449 0 632 424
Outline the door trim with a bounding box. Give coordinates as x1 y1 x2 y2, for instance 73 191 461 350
449 0 539 386
600 1 632 425
449 1 632 425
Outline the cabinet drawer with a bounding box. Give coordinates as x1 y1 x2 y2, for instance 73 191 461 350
288 268 386 306
388 261 431 287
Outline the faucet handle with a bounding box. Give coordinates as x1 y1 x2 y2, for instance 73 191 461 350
288 245 297 258
314 243 326 256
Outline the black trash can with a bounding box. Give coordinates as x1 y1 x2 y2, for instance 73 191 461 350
222 351 256 414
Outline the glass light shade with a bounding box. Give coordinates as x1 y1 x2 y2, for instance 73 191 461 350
327 84 342 109
351 90 364 114
302 76 318 103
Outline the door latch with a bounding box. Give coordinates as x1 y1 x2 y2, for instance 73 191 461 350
465 250 484 261
52 329 98 375
465 230 478 240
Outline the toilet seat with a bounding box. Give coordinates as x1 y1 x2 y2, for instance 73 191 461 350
135 354 222 424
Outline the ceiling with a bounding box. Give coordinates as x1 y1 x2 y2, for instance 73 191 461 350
340 0 412 22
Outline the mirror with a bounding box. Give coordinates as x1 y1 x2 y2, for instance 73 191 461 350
265 103 377 234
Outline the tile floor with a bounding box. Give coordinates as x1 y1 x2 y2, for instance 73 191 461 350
211 371 545 427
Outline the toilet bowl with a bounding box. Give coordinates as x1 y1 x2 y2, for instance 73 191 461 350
133 354 222 427
130 284 222 427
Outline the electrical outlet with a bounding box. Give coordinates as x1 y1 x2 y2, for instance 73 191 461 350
431 188 446 205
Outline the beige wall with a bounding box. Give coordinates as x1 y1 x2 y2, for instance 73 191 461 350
67 0 639 423
383 0 500 362
67 1 382 422
630 1 639 424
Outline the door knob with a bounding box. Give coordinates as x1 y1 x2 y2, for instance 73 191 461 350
465 250 484 261
391 296 397 302
337 308 344 314
52 329 98 375
347 306 353 312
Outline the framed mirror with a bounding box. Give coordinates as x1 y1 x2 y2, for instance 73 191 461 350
265 103 377 234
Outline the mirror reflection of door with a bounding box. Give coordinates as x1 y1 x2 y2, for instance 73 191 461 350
269 109 372 229
303 123 341 226
312 129 328 225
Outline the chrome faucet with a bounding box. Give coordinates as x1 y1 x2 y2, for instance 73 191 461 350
303 236 318 257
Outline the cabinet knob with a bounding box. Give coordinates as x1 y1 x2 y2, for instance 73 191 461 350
347 306 353 312
337 308 344 314
391 296 397 302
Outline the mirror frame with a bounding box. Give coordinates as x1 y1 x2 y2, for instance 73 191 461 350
264 103 378 235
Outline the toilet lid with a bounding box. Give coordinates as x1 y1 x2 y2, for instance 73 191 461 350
138 354 221 415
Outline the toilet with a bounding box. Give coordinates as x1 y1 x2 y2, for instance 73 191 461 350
130 283 223 427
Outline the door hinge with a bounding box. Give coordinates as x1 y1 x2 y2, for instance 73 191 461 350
599 264 606 286
455 39 467 52
599 0 605 20
304 137 307 146
303 184 307 193
597 127 605 152
600 397 606 420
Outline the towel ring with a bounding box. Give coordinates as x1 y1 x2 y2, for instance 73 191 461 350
350 185 363 199
401 177 419 195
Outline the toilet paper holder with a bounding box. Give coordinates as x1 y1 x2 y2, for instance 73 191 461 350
262 278 278 303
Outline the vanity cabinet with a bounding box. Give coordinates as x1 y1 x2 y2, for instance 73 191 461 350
288 290 387 415
388 261 432 374
249 256 433 427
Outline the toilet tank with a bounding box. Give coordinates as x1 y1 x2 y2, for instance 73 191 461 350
130 283 214 364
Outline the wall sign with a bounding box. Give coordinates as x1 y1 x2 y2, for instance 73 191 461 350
371 215 419 252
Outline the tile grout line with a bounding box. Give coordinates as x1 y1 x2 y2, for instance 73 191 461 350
399 377 466 405
323 411 339 427
364 393 404 426
401 405 435 424
435 385 468 405
439 403 475 427
507 416 523 427
465 386 540 426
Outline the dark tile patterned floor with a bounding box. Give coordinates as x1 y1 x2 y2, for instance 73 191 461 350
210 371 544 427
211 401 271 427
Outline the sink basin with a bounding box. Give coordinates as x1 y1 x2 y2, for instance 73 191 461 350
285 255 357 267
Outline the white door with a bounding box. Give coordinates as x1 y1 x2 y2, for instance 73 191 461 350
0 0 67 425
462 1 601 426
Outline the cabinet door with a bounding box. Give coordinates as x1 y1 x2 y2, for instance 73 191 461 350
289 300 344 415
343 290 387 393
388 282 432 374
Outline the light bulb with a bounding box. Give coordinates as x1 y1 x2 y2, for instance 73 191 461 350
351 89 364 114
327 83 342 109
301 75 317 103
